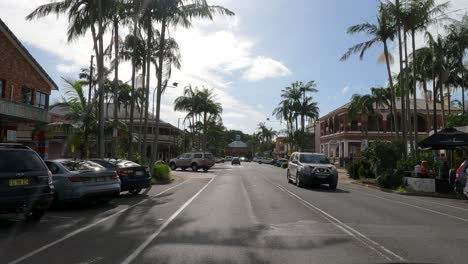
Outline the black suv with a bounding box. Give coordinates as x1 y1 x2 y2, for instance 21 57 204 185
0 144 54 221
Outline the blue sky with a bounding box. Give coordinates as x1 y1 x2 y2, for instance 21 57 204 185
1 0 465 133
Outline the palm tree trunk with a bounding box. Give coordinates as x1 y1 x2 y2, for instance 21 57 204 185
411 29 418 152
440 78 446 127
97 0 105 158
404 30 414 156
142 19 151 165
112 17 119 158
397 26 407 156
433 73 438 133
151 17 167 168
383 39 398 138
461 52 465 113
203 112 208 150
128 6 138 160
423 81 430 134
447 82 451 115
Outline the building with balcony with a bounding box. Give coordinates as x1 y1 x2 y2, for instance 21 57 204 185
319 97 458 163
0 18 58 158
225 135 249 157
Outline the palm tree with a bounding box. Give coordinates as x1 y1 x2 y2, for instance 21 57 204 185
150 0 234 168
52 78 96 158
348 94 375 137
27 0 113 158
174 85 200 150
341 4 399 138
197 88 223 151
371 87 391 134
298 81 318 133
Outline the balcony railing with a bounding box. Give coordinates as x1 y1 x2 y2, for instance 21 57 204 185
0 98 49 123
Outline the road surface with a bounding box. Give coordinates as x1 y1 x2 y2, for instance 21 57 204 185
2 162 468 264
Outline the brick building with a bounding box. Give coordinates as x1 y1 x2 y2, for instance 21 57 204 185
319 97 458 164
225 135 249 157
0 18 58 158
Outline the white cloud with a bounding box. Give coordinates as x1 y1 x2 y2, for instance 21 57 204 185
242 56 291 81
341 86 350 95
56 63 79 74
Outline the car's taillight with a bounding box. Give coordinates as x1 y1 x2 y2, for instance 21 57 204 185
456 161 466 180
111 173 119 180
68 176 91 182
116 168 129 176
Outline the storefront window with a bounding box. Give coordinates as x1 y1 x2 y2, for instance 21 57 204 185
35 91 48 109
22 86 33 105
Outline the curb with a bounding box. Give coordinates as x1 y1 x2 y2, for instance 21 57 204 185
351 181 468 200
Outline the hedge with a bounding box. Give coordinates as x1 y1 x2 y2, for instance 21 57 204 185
153 164 171 184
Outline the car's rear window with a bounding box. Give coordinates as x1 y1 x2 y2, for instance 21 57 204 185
204 154 213 159
115 160 141 168
299 154 330 164
91 160 116 169
194 154 202 158
0 151 46 173
60 160 104 171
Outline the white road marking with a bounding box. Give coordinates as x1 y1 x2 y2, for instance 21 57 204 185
8 180 189 264
121 177 215 264
348 187 468 223
346 184 468 212
264 177 405 262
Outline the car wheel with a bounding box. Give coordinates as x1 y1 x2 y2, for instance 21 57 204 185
296 173 303 188
191 164 198 172
129 189 142 195
287 170 292 184
170 163 177 171
329 183 337 190
25 209 45 222
203 168 209 172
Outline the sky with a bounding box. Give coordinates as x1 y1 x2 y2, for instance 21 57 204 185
1 0 467 134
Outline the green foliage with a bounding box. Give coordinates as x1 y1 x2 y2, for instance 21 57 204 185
346 159 374 179
376 170 403 189
447 113 468 128
153 164 171 184
281 162 288 169
365 141 402 177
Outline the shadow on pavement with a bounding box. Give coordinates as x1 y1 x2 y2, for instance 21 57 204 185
303 184 350 194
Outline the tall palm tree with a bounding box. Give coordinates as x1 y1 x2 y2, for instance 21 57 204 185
348 94 375 137
341 4 399 138
27 0 113 158
298 81 318 133
150 0 234 168
197 88 223 151
371 87 391 134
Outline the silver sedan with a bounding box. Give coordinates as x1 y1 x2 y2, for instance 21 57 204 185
45 159 121 203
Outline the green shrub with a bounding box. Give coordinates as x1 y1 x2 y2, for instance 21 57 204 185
346 160 361 179
346 159 374 179
281 162 288 169
365 141 402 177
153 164 171 184
376 169 404 189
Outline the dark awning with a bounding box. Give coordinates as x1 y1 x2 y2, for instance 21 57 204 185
418 128 468 150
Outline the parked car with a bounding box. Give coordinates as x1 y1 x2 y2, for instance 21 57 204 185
169 152 215 172
90 159 151 195
454 160 468 195
258 157 273 164
232 157 241 165
225 156 233 161
0 144 54 221
276 159 288 167
44 159 121 203
270 158 278 165
252 157 260 162
287 152 338 190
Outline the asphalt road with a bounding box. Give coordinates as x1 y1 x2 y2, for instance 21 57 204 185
2 163 468 264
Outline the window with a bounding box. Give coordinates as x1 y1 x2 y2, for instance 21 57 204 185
22 86 33 105
45 162 60 174
0 80 4 98
0 151 46 173
193 154 202 159
60 160 104 171
35 92 48 109
299 154 330 164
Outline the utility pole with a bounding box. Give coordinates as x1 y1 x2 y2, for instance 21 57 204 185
88 55 94 103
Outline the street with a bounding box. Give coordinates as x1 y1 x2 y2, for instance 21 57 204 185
2 163 468 264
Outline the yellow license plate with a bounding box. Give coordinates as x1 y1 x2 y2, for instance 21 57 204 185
8 178 29 186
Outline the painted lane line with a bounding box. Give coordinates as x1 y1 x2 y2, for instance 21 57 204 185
8 180 189 264
274 183 405 262
262 175 405 262
348 187 468 223
122 177 215 264
346 184 468 212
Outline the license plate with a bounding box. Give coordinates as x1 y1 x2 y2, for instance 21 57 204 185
9 178 29 186
96 177 106 182
135 171 144 176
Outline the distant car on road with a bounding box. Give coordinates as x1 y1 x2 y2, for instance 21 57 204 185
232 157 241 165
90 159 151 195
258 157 273 164
287 152 338 190
215 157 225 163
45 159 121 203
169 152 215 172
225 156 233 161
0 144 54 221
